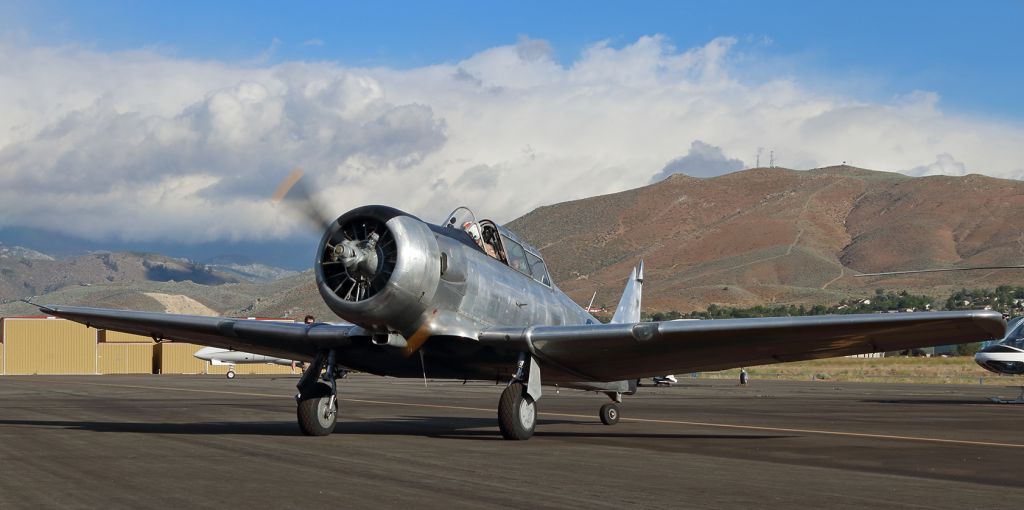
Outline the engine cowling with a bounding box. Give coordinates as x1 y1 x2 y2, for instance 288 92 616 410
315 205 441 336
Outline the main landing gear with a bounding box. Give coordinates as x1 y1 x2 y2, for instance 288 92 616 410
296 349 341 436
494 355 629 439
497 354 542 440
498 382 536 440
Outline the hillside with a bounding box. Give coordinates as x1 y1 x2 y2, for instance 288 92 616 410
4 165 1024 318
0 251 248 303
508 166 1024 312
0 270 332 320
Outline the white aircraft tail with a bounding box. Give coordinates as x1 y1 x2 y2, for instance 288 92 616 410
611 260 644 324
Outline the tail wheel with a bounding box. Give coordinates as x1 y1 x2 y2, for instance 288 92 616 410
497 382 536 440
599 403 620 425
297 382 337 436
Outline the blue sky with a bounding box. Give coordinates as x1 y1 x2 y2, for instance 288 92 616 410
5 0 1023 119
2 1 1023 266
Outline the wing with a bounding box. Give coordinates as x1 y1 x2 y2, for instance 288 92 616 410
37 304 354 362
479 310 1005 381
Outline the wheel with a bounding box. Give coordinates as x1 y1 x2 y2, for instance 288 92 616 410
497 382 536 440
599 403 620 425
297 382 337 436
226 370 236 379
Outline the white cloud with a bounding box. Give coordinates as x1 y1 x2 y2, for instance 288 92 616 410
1 36 1023 245
905 153 968 177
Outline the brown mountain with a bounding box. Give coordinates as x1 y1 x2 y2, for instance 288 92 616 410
4 165 1023 318
0 251 242 302
508 166 1024 312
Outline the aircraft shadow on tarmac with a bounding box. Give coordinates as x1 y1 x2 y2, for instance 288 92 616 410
0 416 795 440
0 419 299 436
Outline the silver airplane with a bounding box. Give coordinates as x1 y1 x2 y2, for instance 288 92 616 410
32 204 1005 439
193 346 304 379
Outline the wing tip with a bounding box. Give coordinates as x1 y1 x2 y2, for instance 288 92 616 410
970 308 1008 339
18 297 56 315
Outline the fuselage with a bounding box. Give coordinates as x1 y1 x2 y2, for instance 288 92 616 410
312 205 600 383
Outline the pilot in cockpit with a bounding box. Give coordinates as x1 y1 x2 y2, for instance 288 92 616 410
463 221 498 258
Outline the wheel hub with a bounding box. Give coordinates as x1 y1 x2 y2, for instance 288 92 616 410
519 398 536 428
317 396 337 426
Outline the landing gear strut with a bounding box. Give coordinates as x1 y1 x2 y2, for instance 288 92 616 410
296 349 340 436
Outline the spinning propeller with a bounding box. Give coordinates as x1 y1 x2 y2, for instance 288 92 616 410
271 167 333 232
272 168 395 303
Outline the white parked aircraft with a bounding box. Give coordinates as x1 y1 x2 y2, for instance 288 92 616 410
193 347 303 379
975 316 1024 403
652 375 678 386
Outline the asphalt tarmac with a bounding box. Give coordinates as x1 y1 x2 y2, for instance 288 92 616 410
0 374 1021 509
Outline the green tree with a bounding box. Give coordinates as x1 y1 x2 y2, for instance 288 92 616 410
955 342 982 356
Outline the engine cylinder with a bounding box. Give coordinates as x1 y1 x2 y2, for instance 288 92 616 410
315 205 441 336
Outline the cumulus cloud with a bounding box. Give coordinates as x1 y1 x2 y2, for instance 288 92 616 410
1 36 1023 247
651 140 745 181
905 153 968 177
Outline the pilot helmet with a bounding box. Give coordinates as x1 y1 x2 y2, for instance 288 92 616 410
462 221 481 240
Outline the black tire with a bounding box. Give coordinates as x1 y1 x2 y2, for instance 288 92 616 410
497 382 536 440
297 382 337 436
599 403 620 425
226 370 235 379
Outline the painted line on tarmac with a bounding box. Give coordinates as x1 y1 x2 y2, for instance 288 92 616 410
615 416 1024 449
343 398 1024 449
29 378 1024 449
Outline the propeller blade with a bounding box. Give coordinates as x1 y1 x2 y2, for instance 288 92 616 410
855 265 1024 277
272 167 333 231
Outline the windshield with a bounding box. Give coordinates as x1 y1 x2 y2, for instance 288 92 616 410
499 232 552 286
443 206 477 230
500 234 532 276
525 252 551 286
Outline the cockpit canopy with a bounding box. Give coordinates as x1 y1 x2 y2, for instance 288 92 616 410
443 206 552 287
998 316 1024 349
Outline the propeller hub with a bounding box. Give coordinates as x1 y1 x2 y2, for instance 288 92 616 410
334 232 380 279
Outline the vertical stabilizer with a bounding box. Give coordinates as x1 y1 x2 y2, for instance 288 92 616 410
611 260 644 324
